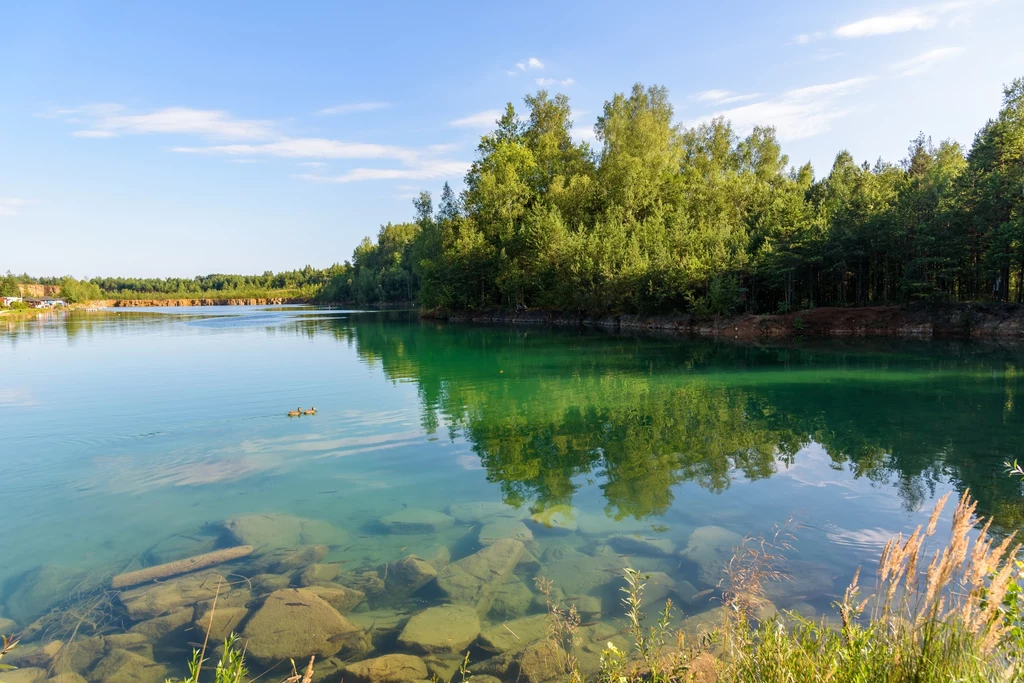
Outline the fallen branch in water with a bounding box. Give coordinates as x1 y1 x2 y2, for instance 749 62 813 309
110 545 253 588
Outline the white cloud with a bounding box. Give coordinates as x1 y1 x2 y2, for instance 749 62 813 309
58 104 275 140
299 161 327 167
316 102 391 115
573 126 597 142
450 109 502 128
793 31 826 44
0 198 30 217
836 8 937 37
295 159 470 184
694 89 761 105
685 77 873 141
833 1 993 39
890 46 965 76
514 57 544 72
536 77 575 87
173 137 421 163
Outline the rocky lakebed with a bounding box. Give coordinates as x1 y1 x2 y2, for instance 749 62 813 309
0 503 837 683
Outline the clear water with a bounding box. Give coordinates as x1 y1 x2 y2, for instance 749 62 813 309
1 307 1022 679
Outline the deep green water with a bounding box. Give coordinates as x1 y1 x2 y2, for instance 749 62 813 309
1 306 1022 678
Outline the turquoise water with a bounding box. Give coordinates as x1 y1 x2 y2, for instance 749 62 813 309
1 306 1022 679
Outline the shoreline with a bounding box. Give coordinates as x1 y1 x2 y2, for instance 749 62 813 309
423 303 1024 341
86 296 311 307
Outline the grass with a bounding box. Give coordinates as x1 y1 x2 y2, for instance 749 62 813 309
532 489 1023 682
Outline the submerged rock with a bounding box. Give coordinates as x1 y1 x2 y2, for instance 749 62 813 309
90 649 167 683
129 607 193 642
0 616 15 633
764 560 835 607
3 640 63 669
489 577 534 619
383 556 437 600
436 539 525 615
221 514 345 551
144 531 220 565
2 565 91 624
607 534 676 557
304 584 365 613
298 562 342 586
242 588 359 665
51 635 105 673
193 603 248 642
446 502 526 524
118 569 224 620
680 525 742 585
46 672 89 683
379 508 454 534
478 614 548 653
0 667 47 683
103 633 152 660
263 544 329 573
344 653 428 683
478 518 534 546
527 506 577 534
250 573 291 592
397 604 480 654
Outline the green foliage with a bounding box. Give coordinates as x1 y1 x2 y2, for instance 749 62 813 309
58 276 102 303
397 77 1024 314
168 634 249 683
0 272 19 297
318 222 420 305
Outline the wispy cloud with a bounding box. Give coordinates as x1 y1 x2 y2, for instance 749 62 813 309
55 104 274 140
694 89 761 105
450 109 502 128
0 198 31 217
536 77 575 87
299 161 327 167
295 159 470 184
891 46 965 76
573 125 597 142
514 57 544 72
173 138 421 163
686 77 873 141
316 102 391 115
834 1 993 39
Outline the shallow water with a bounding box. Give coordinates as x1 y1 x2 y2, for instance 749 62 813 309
1 307 1022 679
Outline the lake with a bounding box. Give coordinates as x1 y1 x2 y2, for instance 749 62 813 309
1 306 1022 680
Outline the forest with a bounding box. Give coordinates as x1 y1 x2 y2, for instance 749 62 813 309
323 77 1024 315
7 78 1022 314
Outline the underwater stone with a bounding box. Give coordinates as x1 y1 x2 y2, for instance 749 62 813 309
46 673 89 683
606 534 676 557
144 531 220 565
2 565 91 625
344 653 428 683
90 649 167 683
193 604 248 642
680 525 743 585
264 544 329 573
423 654 465 682
764 560 834 607
383 556 437 600
51 635 105 672
250 573 291 592
221 514 345 552
446 502 527 524
102 633 151 658
3 640 63 669
565 594 601 617
0 616 16 632
516 639 565 683
242 588 358 666
0 668 47 683
527 506 578 534
436 539 525 616
478 614 549 653
488 577 534 619
129 607 194 642
397 604 480 654
338 570 386 596
118 569 224 620
304 584 365 613
298 562 342 586
478 518 534 546
379 508 454 534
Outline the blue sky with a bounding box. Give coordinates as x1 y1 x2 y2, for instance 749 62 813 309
2 1 1023 278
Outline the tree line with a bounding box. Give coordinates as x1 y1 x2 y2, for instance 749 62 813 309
323 77 1024 314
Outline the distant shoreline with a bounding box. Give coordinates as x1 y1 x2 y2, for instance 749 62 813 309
87 296 312 307
424 303 1024 341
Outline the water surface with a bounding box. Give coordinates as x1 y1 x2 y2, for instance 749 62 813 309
2 307 1022 678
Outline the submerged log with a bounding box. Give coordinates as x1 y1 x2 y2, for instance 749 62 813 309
111 545 253 589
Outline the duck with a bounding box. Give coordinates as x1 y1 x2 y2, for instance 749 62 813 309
288 407 302 417
303 407 317 415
